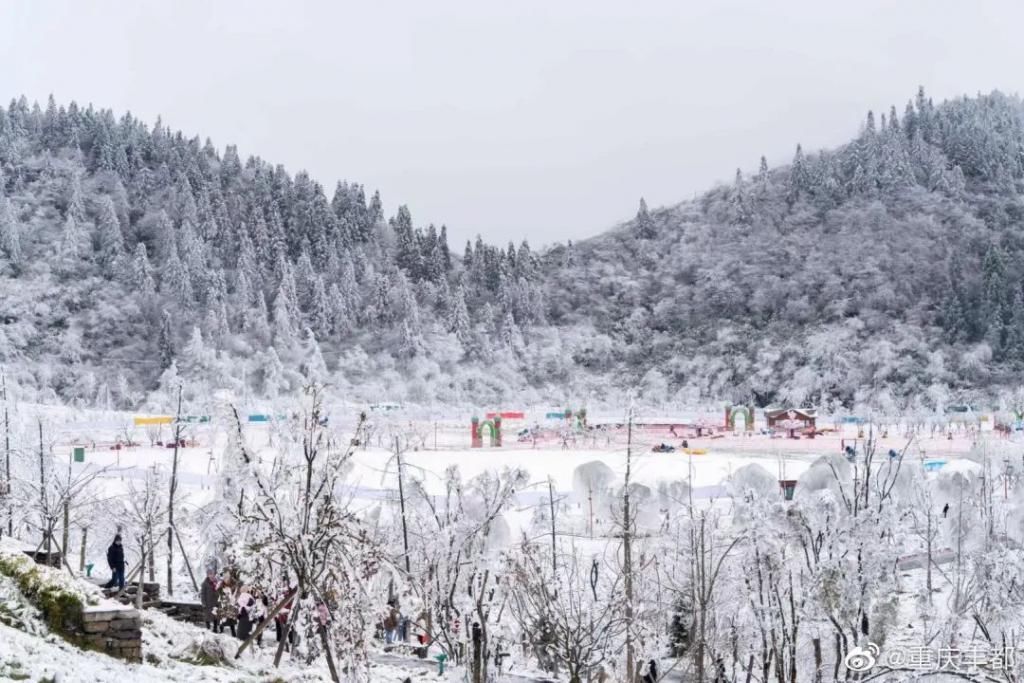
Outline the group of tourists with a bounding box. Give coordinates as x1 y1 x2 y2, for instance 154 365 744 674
200 568 296 646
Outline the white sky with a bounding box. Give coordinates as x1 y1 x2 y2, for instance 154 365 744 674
2 0 1023 247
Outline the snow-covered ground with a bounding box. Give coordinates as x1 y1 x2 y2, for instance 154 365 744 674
32 406 1004 568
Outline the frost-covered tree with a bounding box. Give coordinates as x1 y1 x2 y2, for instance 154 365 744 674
222 389 382 682
95 196 124 276
0 195 22 268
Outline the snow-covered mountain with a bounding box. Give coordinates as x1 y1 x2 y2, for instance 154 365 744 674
1 88 1023 410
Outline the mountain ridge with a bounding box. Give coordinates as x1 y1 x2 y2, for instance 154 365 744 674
1 88 1022 412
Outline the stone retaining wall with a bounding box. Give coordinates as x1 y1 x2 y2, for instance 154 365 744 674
158 599 205 625
80 606 143 662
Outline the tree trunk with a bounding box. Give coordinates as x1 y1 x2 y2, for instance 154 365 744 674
274 597 301 667
2 370 10 538
832 633 842 681
925 509 933 602
79 527 87 572
172 526 200 593
61 501 70 571
812 637 822 683
623 412 635 682
167 386 182 597
319 624 340 682
136 543 146 609
146 535 154 582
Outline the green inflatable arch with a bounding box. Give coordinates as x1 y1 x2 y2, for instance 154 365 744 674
726 405 754 431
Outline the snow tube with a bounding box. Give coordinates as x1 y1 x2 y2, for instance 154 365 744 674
683 448 707 455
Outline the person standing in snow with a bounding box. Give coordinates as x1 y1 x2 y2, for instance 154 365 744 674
237 585 254 641
217 572 238 637
200 568 219 631
252 589 268 646
102 534 125 590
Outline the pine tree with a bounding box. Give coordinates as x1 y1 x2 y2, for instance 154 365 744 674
246 290 272 344
272 289 298 350
328 283 351 336
95 196 124 276
941 288 966 343
162 249 193 305
158 310 176 369
448 284 472 343
278 262 302 323
131 243 156 295
295 249 317 309
634 197 656 239
564 240 576 267
262 347 287 399
790 144 808 196
373 272 393 324
0 195 22 267
399 320 423 359
310 276 331 337
439 224 451 271
178 217 206 283
236 225 260 292
181 326 212 378
757 156 769 183
368 190 383 229
64 172 87 221
156 360 181 401
1005 290 1024 363
395 270 421 332
392 205 420 278
235 268 254 314
300 328 328 382
58 213 87 264
983 245 1008 325
501 310 523 351
338 255 360 316
153 210 177 262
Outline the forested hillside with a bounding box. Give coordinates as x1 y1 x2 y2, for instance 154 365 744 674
547 88 1024 412
1 89 1024 411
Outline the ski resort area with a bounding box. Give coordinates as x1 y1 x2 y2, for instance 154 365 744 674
1 396 1023 682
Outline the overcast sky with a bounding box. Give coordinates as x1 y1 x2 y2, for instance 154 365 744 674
2 1 1023 247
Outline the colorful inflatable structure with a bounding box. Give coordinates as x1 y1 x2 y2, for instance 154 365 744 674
724 405 754 432
543 408 587 430
471 416 502 448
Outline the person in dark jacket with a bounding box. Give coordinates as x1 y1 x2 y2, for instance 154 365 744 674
102 534 125 590
200 569 219 631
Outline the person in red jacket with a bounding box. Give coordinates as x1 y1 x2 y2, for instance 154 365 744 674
275 577 296 648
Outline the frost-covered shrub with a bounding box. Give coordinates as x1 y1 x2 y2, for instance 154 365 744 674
171 633 231 667
727 463 777 500
0 548 96 637
572 460 614 504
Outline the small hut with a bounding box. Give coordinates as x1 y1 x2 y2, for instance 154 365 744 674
765 408 817 438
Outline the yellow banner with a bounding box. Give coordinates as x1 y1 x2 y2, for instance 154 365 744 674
133 416 173 426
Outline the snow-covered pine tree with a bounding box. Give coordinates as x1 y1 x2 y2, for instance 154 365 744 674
95 196 124 277
130 243 156 296
0 195 23 268
448 283 472 344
